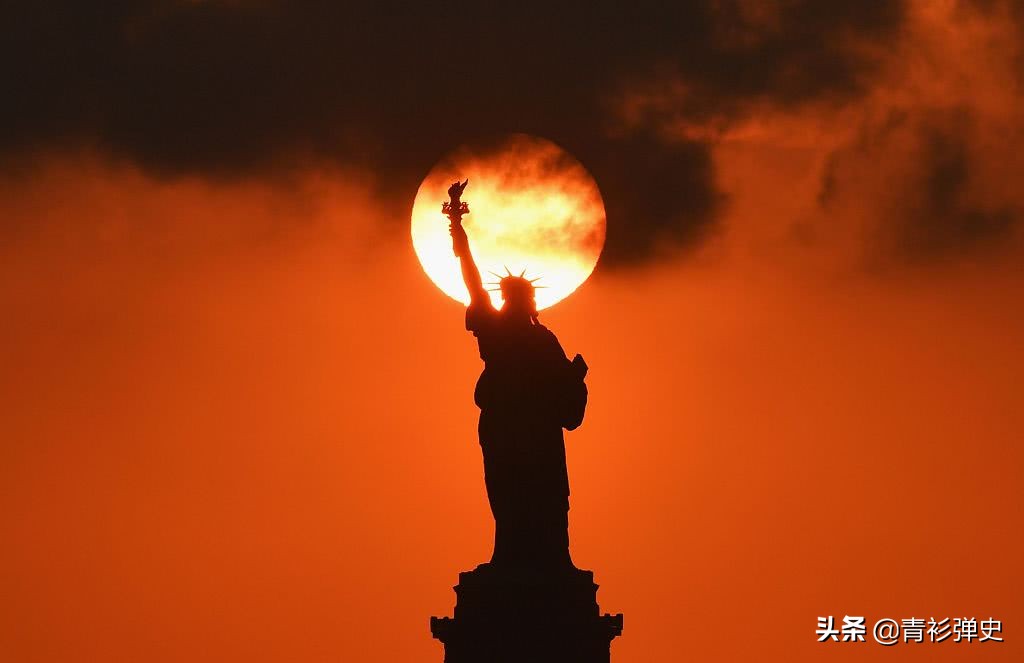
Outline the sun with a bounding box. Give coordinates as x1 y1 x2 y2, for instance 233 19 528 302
411 134 606 310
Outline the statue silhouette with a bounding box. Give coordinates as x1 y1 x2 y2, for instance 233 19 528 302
432 180 621 662
449 191 588 572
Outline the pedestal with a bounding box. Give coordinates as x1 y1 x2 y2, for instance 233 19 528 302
431 563 623 663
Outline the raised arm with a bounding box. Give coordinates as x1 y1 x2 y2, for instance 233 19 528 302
443 180 490 307
450 222 489 305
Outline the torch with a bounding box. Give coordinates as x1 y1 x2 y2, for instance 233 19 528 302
443 179 469 257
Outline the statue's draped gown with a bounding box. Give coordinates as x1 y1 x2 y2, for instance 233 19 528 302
466 302 588 571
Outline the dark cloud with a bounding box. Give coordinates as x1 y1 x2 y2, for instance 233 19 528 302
904 120 1017 255
0 1 905 265
816 103 1022 264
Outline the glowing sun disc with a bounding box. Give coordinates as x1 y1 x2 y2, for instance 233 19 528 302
411 134 606 311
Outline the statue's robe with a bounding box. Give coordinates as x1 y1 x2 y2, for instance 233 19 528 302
466 302 587 571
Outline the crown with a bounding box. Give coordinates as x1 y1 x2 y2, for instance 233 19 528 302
484 266 547 293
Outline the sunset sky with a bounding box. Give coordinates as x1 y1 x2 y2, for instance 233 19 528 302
2 2 1023 662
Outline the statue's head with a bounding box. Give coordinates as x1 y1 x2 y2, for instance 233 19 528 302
498 274 538 320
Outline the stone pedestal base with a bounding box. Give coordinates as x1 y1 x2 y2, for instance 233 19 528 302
431 563 622 663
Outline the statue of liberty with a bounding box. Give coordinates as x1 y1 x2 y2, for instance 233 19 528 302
445 179 589 573
430 178 622 662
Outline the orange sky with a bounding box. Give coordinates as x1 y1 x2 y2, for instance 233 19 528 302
2 2 1023 662
1 152 1022 662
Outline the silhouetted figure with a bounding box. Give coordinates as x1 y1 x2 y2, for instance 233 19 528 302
432 181 621 663
450 207 589 573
